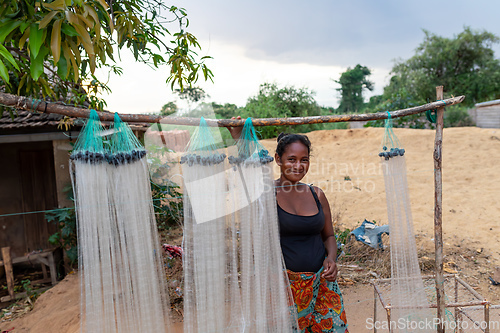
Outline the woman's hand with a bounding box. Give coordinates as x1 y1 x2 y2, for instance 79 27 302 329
321 257 338 282
228 116 243 140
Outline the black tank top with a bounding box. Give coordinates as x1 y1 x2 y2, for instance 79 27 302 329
277 185 326 273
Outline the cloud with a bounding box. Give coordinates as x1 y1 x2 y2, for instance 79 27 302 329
181 0 500 68
101 0 500 113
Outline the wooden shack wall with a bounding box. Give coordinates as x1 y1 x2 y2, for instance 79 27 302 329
476 104 500 128
0 141 58 257
52 139 73 208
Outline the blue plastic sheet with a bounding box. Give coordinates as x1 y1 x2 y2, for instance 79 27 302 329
350 219 389 249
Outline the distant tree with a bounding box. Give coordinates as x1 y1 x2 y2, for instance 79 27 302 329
160 102 178 116
241 83 322 139
335 64 374 113
385 27 500 106
174 86 209 103
211 102 239 119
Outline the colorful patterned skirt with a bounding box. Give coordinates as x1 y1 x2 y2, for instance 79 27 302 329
287 268 348 333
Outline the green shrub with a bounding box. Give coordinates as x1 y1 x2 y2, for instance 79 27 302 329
443 105 475 127
46 206 78 266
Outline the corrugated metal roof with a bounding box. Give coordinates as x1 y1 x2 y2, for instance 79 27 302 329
0 110 65 129
475 99 500 108
0 110 149 131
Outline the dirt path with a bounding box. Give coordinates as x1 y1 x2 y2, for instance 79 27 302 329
0 272 376 332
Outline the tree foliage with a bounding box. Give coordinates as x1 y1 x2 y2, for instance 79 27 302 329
160 101 177 116
385 27 500 107
0 0 213 110
335 64 373 113
240 83 322 139
174 86 208 103
211 102 238 119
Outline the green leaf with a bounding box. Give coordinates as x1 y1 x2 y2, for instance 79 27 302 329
30 47 48 80
0 20 21 43
25 0 35 17
51 19 62 62
48 232 60 245
57 54 68 79
61 225 72 237
20 22 29 33
58 210 71 222
0 44 20 71
61 23 78 36
66 246 78 263
29 23 45 59
38 10 59 29
0 60 9 83
19 26 30 49
45 213 57 222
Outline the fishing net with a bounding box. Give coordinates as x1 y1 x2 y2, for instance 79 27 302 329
227 118 297 331
181 117 228 333
70 111 171 332
379 113 433 331
181 117 297 332
70 110 113 332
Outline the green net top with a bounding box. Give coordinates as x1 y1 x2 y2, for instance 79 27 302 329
379 112 405 160
73 109 104 153
70 109 106 163
70 111 147 165
110 113 144 152
180 117 226 166
105 113 146 165
228 117 273 166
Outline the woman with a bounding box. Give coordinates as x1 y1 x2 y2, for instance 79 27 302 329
230 120 348 333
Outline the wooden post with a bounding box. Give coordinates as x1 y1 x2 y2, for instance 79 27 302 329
1 247 15 300
374 286 378 333
434 86 445 332
485 303 490 333
48 252 57 285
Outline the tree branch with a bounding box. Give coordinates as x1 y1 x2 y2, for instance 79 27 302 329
0 91 465 127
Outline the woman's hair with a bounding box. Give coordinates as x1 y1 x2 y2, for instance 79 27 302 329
276 133 312 157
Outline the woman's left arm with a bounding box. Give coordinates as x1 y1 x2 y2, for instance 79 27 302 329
316 187 338 282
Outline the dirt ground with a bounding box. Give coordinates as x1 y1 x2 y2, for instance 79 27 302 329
0 270 374 333
1 127 500 332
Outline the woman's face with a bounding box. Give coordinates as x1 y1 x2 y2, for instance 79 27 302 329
275 141 310 183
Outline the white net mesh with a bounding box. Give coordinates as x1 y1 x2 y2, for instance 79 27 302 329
182 154 228 333
229 162 297 331
181 151 297 332
381 155 434 332
72 156 171 332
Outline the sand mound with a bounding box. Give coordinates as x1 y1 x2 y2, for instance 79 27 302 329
0 273 80 332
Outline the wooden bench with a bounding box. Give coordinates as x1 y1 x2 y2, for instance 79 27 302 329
0 246 58 302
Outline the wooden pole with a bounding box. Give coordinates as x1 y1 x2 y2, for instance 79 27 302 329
0 91 465 126
434 86 445 332
1 247 15 300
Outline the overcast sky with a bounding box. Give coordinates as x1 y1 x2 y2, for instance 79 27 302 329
101 0 500 114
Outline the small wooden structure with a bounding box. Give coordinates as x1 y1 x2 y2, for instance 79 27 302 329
0 247 57 302
470 99 500 128
371 274 492 333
